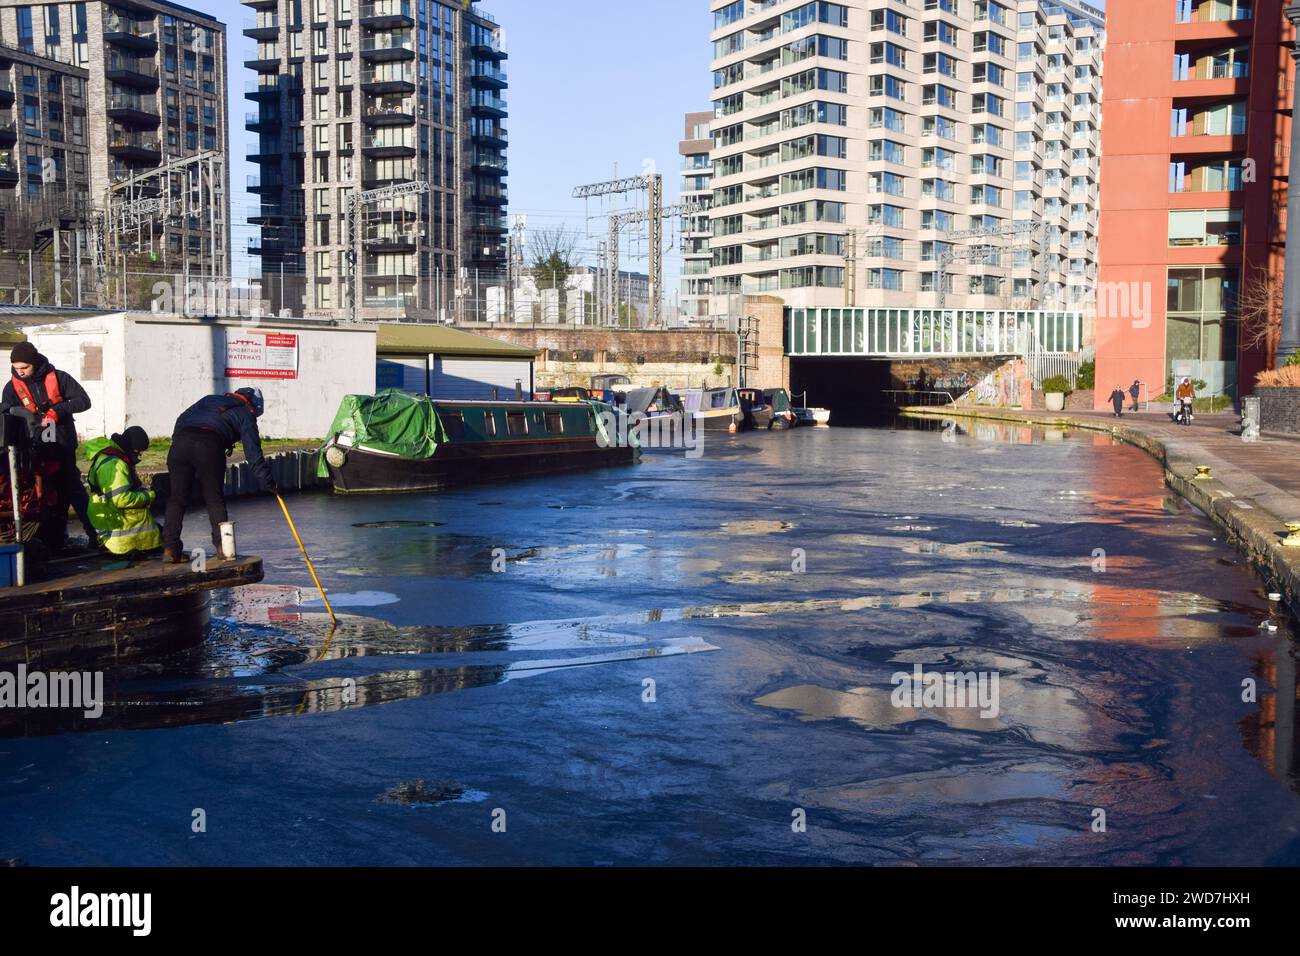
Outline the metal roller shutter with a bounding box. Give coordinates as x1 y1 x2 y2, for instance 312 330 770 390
429 356 532 401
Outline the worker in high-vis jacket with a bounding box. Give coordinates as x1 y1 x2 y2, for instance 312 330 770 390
85 426 162 556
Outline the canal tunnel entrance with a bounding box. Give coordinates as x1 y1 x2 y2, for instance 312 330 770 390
789 355 1015 425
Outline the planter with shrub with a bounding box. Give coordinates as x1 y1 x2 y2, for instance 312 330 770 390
1040 374 1071 412
1255 363 1300 434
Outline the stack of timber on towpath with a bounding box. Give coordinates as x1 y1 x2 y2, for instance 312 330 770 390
901 405 1300 621
0 555 264 668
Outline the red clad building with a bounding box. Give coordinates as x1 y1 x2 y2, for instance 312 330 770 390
1094 0 1294 407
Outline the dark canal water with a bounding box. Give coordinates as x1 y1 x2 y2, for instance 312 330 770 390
3 420 1300 865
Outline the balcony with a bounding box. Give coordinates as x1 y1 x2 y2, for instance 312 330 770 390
361 173 416 189
472 153 507 176
474 185 508 206
241 0 278 8
245 77 298 99
0 153 16 189
363 223 421 252
359 0 414 28
249 200 306 224
363 101 415 126
0 74 11 111
104 13 158 53
471 34 507 61
247 174 286 194
245 110 280 133
105 53 159 90
108 131 162 164
361 133 416 158
360 66 415 94
243 14 280 39
360 31 415 61
0 122 14 149
470 91 507 118
107 91 161 127
469 63 507 89
471 123 507 148
245 48 281 72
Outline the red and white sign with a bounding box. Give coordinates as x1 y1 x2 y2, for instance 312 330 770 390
225 331 299 380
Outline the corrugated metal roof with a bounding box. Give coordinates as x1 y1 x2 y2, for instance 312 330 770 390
376 323 537 359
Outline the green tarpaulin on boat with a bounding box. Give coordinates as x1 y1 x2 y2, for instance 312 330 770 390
318 390 448 477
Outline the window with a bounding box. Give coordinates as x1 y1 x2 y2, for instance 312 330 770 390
443 411 466 439
1168 209 1242 247
482 410 498 436
1166 265 1240 374
506 412 528 436
544 412 564 433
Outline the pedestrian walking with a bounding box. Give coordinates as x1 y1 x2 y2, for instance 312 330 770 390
1109 385 1126 417
1129 380 1141 412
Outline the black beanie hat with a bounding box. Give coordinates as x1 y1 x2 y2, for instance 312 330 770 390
111 426 150 454
9 342 38 366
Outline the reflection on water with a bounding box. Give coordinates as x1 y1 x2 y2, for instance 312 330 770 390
4 420 1300 865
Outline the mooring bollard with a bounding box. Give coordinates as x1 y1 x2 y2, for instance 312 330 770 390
220 522 237 560
1283 521 1300 549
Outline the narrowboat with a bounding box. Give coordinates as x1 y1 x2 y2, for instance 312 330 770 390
763 388 798 430
737 388 775 430
679 386 745 432
319 390 636 494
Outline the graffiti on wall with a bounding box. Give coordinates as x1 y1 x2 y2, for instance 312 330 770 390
968 359 1025 407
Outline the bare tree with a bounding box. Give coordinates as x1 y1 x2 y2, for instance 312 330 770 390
526 225 583 324
1239 264 1284 361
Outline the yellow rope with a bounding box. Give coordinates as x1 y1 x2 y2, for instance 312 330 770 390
275 494 338 626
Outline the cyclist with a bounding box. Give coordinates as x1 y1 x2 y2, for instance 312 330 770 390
1175 377 1195 425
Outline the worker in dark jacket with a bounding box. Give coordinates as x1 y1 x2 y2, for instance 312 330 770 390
161 387 277 562
2 341 96 549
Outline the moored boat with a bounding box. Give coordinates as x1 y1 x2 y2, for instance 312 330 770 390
737 388 775 430
679 386 745 432
319 390 636 494
794 406 832 427
763 388 798 429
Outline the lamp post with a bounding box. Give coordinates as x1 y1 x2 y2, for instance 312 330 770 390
1280 4 1300 363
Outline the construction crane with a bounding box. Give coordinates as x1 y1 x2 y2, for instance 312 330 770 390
347 179 430 325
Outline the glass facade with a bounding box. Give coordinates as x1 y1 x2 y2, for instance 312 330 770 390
786 307 1083 356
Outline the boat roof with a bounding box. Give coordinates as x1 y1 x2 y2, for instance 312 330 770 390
377 323 538 359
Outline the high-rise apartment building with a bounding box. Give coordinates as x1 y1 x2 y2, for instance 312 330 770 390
1094 0 1290 405
0 0 230 279
242 0 507 321
679 109 713 326
706 0 1103 318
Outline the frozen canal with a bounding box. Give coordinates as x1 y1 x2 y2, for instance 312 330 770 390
3 420 1300 865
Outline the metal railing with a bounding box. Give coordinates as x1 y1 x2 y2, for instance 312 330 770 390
883 389 957 406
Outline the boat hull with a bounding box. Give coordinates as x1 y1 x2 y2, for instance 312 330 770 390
325 440 636 494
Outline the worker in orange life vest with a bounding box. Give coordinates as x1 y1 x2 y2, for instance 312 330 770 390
2 341 97 550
